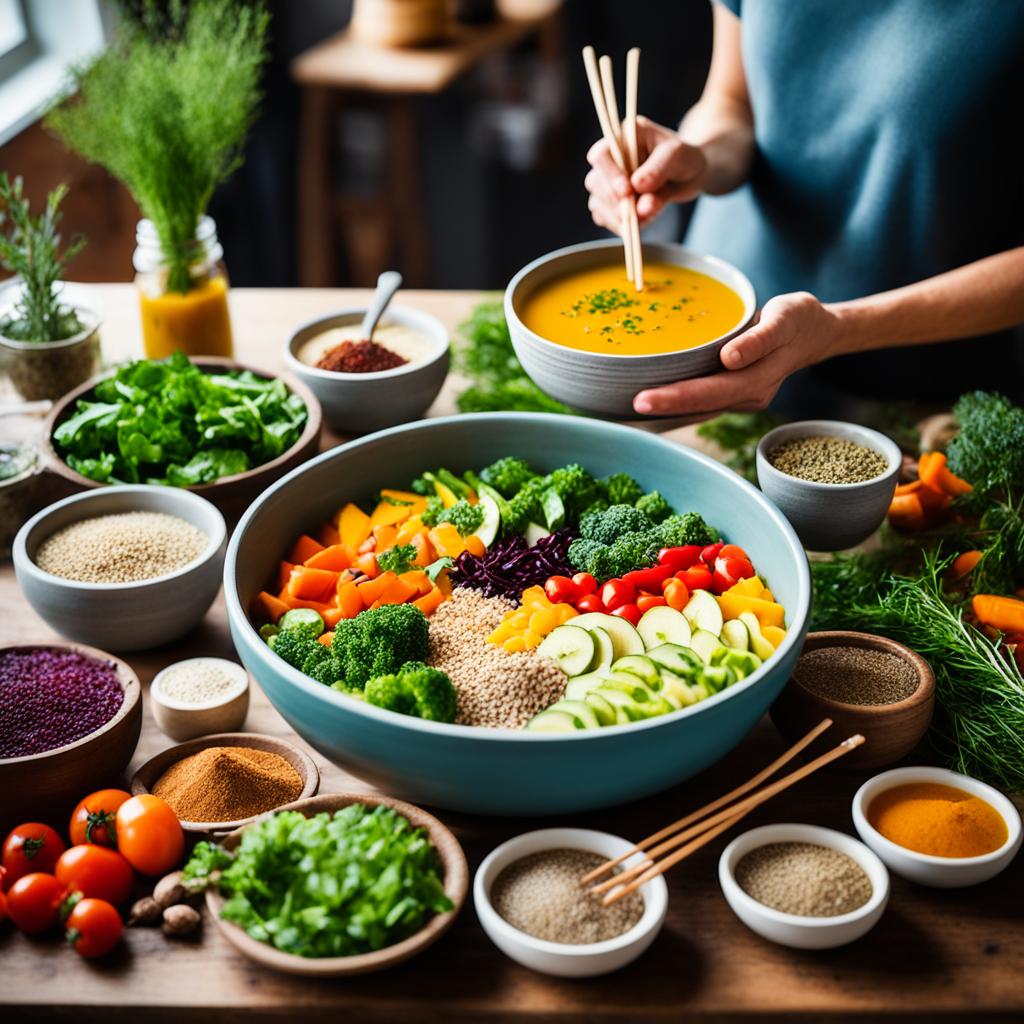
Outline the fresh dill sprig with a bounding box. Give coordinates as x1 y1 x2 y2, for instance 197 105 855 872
46 0 268 294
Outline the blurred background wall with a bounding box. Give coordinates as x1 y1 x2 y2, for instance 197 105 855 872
0 0 711 290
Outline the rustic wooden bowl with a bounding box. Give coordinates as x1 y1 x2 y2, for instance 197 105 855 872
770 631 935 771
0 641 142 819
130 732 319 833
206 792 468 976
42 356 323 520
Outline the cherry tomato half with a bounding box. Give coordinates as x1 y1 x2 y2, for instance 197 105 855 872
575 593 605 614
544 575 579 606
56 845 133 906
657 545 702 571
70 789 131 848
571 572 597 596
115 795 184 877
700 542 725 566
2 823 66 888
610 603 642 626
679 565 713 593
6 873 67 935
65 898 123 959
600 578 636 611
663 579 690 611
636 594 667 613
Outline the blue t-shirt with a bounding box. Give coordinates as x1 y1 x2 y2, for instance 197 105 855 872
686 1 1024 405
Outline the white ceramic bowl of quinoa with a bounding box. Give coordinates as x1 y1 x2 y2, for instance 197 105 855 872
14 484 226 652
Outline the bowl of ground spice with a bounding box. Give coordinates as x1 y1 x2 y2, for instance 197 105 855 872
771 631 935 771
285 306 449 435
755 420 900 551
13 483 226 651
719 823 889 949
131 733 319 832
474 827 668 977
0 641 142 811
853 766 1022 887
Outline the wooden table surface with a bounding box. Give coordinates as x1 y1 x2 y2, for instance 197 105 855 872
3 286 1022 1023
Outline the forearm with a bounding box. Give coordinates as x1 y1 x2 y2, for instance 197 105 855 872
679 95 754 195
825 247 1024 357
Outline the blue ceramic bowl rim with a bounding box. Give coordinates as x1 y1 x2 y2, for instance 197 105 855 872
504 239 757 364
224 412 811 742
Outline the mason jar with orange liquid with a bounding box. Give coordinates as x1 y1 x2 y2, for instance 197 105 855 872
133 216 234 359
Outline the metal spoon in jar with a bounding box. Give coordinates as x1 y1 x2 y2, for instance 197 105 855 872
360 271 403 342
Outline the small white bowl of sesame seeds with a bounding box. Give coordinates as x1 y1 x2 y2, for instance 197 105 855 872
150 657 250 741
13 484 226 652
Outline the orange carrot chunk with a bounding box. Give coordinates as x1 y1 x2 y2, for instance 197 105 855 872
304 544 355 572
286 565 340 601
288 534 325 565
413 586 445 615
972 594 1024 634
252 590 289 624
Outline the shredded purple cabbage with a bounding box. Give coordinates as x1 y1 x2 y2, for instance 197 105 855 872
451 529 576 600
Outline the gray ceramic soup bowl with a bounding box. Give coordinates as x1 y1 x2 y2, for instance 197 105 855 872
14 485 226 651
285 306 449 435
504 239 756 417
755 420 901 552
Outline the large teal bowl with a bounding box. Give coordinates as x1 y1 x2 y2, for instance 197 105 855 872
225 413 810 815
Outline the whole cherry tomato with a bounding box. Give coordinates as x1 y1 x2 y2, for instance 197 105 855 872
70 789 131 848
6 873 67 934
679 565 713 592
115 795 184 876
544 576 579 606
718 544 750 561
0 888 8 924
55 845 133 906
657 545 702 571
700 542 725 566
571 572 598 596
663 579 690 611
2 823 66 888
575 593 605 614
637 594 667 613
600 578 636 611
712 554 756 594
65 898 123 959
610 603 642 626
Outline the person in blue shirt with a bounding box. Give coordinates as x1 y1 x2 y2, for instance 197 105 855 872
585 1 1024 419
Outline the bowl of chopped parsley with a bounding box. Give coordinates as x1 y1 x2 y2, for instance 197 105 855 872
43 353 321 517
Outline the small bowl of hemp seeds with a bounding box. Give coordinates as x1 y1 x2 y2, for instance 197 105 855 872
719 823 890 949
755 420 900 551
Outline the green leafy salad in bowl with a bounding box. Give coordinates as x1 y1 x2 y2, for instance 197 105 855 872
50 352 309 487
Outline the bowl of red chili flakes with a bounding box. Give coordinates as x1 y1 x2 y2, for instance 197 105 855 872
285 306 449 436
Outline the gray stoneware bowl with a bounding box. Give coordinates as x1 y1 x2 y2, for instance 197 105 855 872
504 239 756 417
284 306 449 435
755 420 901 552
14 484 226 651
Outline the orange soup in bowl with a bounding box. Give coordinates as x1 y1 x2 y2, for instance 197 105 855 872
521 262 745 356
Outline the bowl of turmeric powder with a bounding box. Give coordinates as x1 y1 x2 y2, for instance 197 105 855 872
852 766 1022 888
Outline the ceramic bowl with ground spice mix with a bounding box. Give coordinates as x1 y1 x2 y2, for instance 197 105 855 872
285 306 449 435
719 823 889 949
14 484 226 651
756 420 900 551
474 827 669 977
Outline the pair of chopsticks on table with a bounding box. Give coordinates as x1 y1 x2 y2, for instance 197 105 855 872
583 719 865 906
582 45 644 291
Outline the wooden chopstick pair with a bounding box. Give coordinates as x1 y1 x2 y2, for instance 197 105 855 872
583 720 866 906
582 45 644 291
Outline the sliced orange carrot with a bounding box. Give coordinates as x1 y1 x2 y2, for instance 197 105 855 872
370 500 414 530
288 534 325 565
338 503 373 549
356 570 397 605
413 586 445 615
411 532 435 567
318 521 341 548
317 630 336 646
352 551 378 578
336 580 364 618
435 568 452 598
936 464 973 496
376 576 419 605
888 491 925 526
463 533 486 557
894 480 924 496
952 550 983 577
286 565 340 601
428 523 465 558
304 544 355 572
380 489 428 511
400 569 431 596
321 607 345 628
396 516 426 545
252 590 289 624
373 523 398 552
276 594 333 613
277 560 296 590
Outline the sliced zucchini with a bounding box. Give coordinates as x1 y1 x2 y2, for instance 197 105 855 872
738 611 776 660
660 672 698 708
584 691 617 726
682 589 724 637
524 521 550 546
525 709 583 733
710 647 763 680
637 606 692 650
604 675 672 715
610 654 662 689
688 629 720 664
571 612 645 659
699 664 735 694
536 625 596 677
564 671 608 700
720 618 750 651
647 643 703 678
589 626 615 674
547 699 601 729
591 687 646 723
470 491 501 549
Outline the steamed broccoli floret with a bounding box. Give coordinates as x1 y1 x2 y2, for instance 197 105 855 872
600 472 644 507
544 463 605 522
331 604 431 689
567 537 614 580
636 490 672 523
579 504 654 545
437 498 485 536
377 543 416 574
270 629 329 672
479 456 537 497
655 512 718 548
308 656 344 688
504 477 546 534
420 495 444 526
410 474 434 496
364 660 457 723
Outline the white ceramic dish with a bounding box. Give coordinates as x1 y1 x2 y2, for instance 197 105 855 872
13 485 226 652
474 827 668 977
284 306 449 434
719 823 889 949
504 239 756 418
852 766 1022 888
755 420 901 551
150 657 250 741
